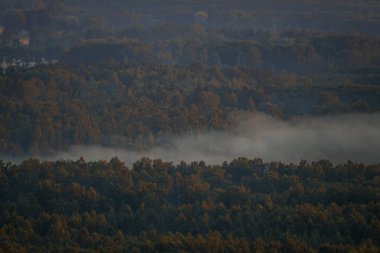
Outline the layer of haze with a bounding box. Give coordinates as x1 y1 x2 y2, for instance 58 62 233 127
36 113 380 166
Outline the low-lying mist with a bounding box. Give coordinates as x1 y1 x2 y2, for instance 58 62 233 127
4 113 380 166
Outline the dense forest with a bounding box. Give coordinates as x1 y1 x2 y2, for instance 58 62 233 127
1 0 380 155
0 158 380 252
2 62 380 156
1 0 380 251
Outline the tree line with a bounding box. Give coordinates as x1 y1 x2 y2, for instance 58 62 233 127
0 157 379 252
1 61 379 155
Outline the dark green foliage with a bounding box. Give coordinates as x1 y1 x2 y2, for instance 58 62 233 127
0 158 379 252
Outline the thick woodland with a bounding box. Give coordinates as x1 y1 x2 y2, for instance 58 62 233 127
1 1 380 251
1 29 380 155
0 158 379 252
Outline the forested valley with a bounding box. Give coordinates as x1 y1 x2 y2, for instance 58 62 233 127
1 0 380 252
1 0 380 155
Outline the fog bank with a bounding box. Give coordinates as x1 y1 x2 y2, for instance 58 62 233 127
35 113 380 166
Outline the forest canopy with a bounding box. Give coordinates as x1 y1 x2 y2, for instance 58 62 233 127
1 0 380 251
1 0 380 157
0 157 380 252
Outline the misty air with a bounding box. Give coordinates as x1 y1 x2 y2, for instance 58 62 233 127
1 0 380 252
